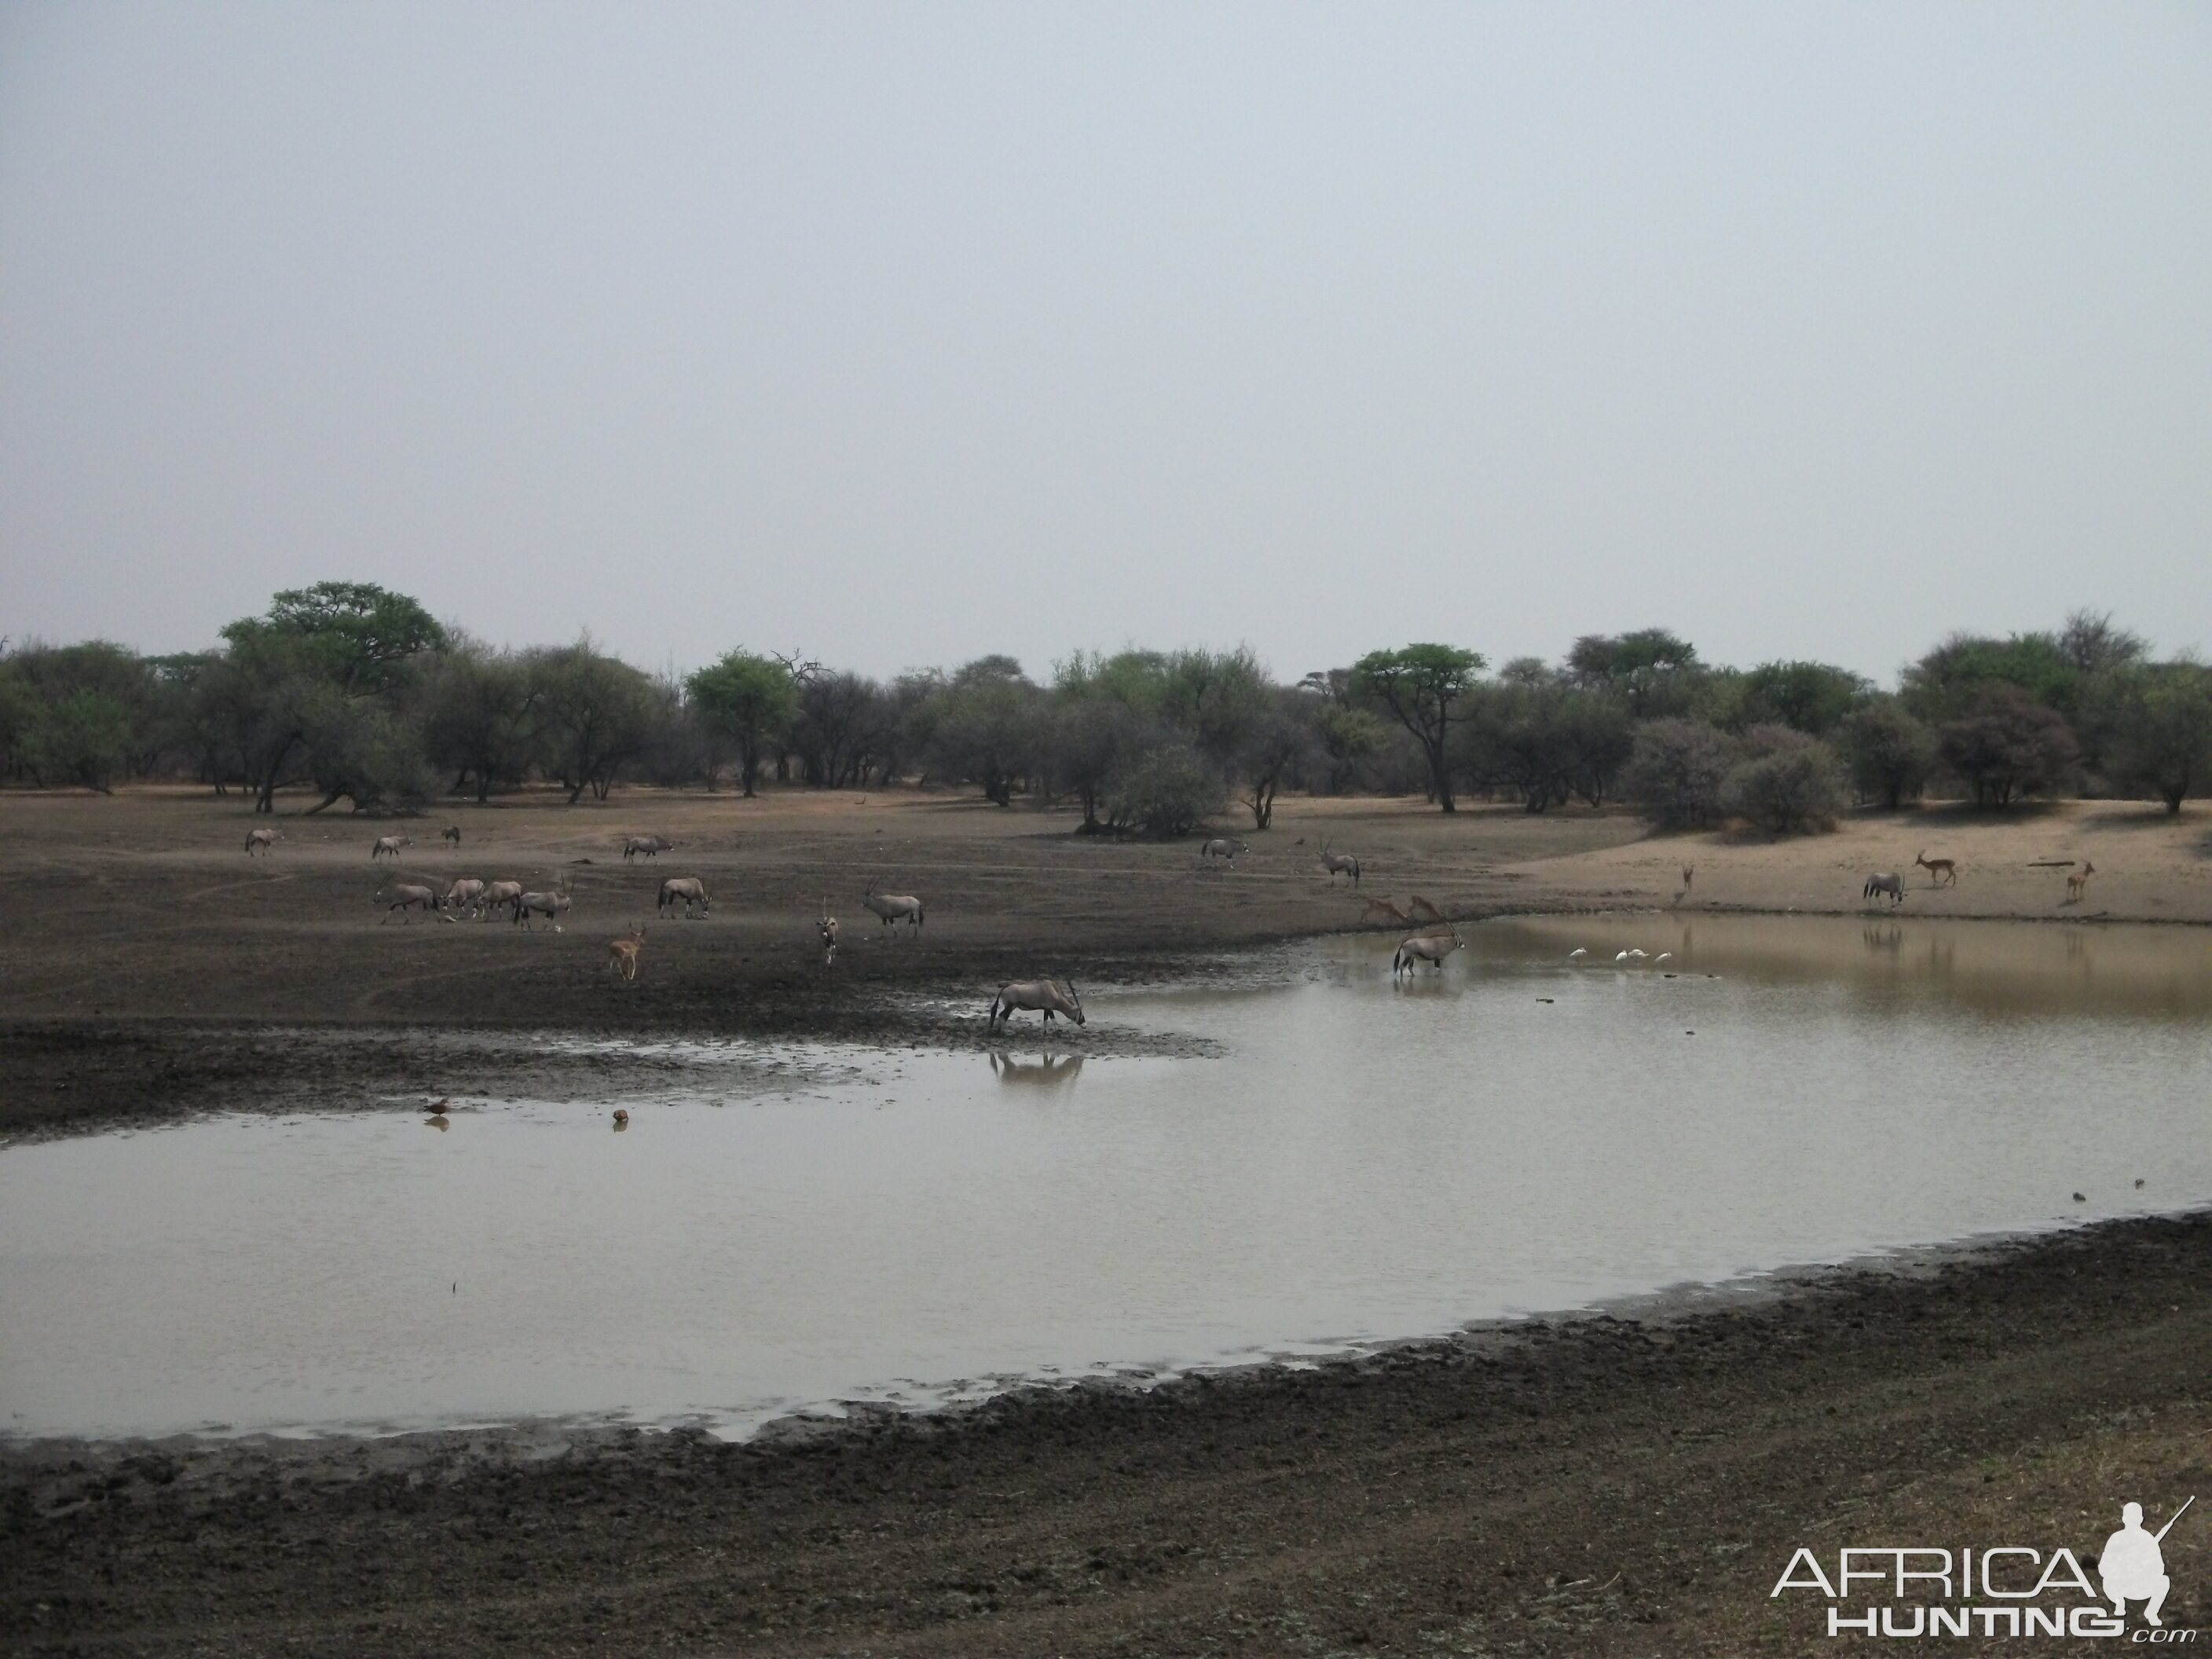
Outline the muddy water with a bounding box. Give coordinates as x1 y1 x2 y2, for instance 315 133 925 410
4 916 2209 1441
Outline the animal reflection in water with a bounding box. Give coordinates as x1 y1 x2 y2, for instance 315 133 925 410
988 1051 1085 1090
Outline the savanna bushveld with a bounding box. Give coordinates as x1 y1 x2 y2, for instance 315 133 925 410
6 585 2212 1658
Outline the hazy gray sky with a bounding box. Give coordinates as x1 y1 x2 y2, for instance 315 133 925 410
3 3 2207 687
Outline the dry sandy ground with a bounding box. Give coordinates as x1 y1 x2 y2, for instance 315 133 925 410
4 785 2212 1657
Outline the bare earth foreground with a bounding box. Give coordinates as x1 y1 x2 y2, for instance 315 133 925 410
5 787 2212 1657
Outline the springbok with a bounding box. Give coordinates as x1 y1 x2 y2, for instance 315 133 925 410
483 880 524 921
1392 926 1464 979
818 902 839 966
987 979 1086 1033
657 877 709 919
1318 840 1361 886
443 877 487 917
607 925 646 982
860 888 925 933
371 835 412 860
1863 871 1906 906
1915 850 1957 888
244 827 284 856
378 882 440 923
1199 837 1250 864
515 888 571 931
1360 896 1412 927
441 825 462 848
621 835 674 862
2065 861 2097 903
1682 865 1694 892
1408 895 1447 926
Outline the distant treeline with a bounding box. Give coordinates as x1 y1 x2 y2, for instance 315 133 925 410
3 584 2208 833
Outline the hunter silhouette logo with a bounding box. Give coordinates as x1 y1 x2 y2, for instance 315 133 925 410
1771 1494 2195 1639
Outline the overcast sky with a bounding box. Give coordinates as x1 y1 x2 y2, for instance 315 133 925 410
2 4 2207 688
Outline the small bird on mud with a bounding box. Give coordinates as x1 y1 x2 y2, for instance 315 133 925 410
612 1108 630 1130
2074 1192 2087 1203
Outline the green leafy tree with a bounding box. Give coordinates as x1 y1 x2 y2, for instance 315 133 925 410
527 642 661 803
2109 662 2212 814
924 657 1040 806
247 581 448 695
1834 696 1936 809
1567 628 1706 720
1733 661 1872 736
686 651 800 796
1721 725 1845 835
1626 718 1737 830
24 691 134 792
1351 644 1485 811
419 640 540 802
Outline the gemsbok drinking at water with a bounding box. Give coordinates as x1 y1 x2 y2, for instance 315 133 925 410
987 979 1086 1033
1863 870 1906 906
860 887 924 933
1392 925 1463 979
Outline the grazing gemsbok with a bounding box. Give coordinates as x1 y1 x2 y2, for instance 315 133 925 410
1199 837 1250 865
377 882 440 923
443 877 487 917
1863 871 1906 906
860 887 925 934
607 925 646 982
657 877 709 919
1915 850 1957 888
987 979 1086 1033
1392 925 1464 979
371 835 412 860
2065 861 2097 903
1318 840 1361 885
441 825 462 848
621 835 674 862
244 827 284 856
482 880 524 921
818 902 839 966
1408 895 1447 926
515 887 571 931
1360 896 1412 927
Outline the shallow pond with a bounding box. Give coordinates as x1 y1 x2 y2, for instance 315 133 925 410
5 915 2210 1441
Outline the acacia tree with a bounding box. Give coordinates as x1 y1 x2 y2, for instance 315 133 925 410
2110 662 2212 814
1937 684 2078 808
419 641 539 802
529 642 661 803
1351 644 1485 811
1834 697 1935 809
687 651 799 796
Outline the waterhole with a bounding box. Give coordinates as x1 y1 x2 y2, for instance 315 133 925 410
4 915 2208 1441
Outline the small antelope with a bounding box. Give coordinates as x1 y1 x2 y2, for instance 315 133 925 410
1392 925 1464 978
1915 850 1957 888
818 902 839 966
482 880 524 921
2065 861 2096 903
371 835 413 860
515 888 571 931
1360 896 1412 927
1408 895 1447 926
440 825 462 848
1682 865 1694 892
1199 837 1251 865
244 826 284 856
621 835 673 862
377 883 439 923
987 979 1086 1033
443 877 487 917
861 888 924 933
607 925 646 982
1863 871 1905 906
1318 840 1361 886
657 877 709 919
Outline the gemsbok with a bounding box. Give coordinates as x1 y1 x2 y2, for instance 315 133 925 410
987 979 1086 1033
607 925 646 982
371 835 412 860
657 877 709 919
244 827 284 856
443 877 487 917
621 835 674 862
1318 840 1361 886
1863 871 1906 906
1360 896 1412 927
515 888 571 931
1199 837 1251 865
483 880 524 921
378 882 440 923
1915 850 1957 888
2065 861 2097 904
1392 925 1464 979
860 888 925 933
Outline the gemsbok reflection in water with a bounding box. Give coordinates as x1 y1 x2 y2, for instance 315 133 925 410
988 1051 1085 1091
